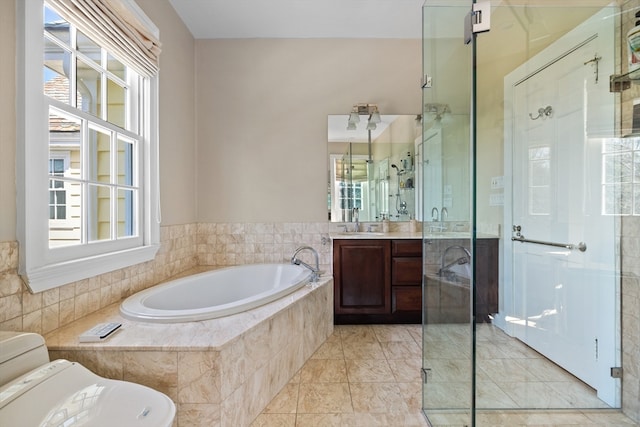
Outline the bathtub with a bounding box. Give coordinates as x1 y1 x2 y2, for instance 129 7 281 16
120 263 312 323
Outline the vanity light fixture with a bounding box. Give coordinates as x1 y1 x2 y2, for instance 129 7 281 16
348 108 361 125
424 103 450 121
346 103 381 131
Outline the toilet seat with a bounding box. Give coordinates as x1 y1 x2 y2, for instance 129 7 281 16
0 359 175 427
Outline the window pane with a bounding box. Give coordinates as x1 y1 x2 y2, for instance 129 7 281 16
117 138 134 185
44 38 72 103
529 187 550 215
603 183 632 215
117 189 135 238
89 184 111 242
604 153 632 184
77 59 102 117
77 30 101 65
44 6 70 46
107 53 125 79
89 127 111 184
107 78 126 128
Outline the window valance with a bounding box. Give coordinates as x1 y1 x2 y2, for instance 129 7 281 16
47 0 161 76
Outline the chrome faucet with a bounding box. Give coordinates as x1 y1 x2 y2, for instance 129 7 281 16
438 245 471 279
352 207 360 232
431 207 439 222
291 246 320 282
429 207 446 232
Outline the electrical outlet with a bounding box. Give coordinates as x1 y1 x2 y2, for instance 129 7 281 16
491 176 504 189
489 193 504 206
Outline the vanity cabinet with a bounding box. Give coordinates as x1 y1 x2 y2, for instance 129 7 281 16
391 240 422 315
333 238 422 324
333 240 391 317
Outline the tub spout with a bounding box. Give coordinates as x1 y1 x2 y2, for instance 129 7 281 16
291 246 320 282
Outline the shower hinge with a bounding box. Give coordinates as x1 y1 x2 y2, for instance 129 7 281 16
611 367 622 378
465 1 491 44
421 367 432 384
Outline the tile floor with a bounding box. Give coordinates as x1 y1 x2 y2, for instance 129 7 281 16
251 324 639 427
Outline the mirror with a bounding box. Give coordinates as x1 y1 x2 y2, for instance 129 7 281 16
327 111 470 224
328 114 421 222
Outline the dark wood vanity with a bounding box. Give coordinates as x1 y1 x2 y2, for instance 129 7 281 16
332 235 498 324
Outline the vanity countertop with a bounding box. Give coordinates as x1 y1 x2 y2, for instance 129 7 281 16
329 231 498 240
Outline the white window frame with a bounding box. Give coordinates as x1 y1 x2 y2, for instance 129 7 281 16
17 0 160 293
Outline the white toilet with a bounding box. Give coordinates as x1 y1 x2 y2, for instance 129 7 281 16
0 331 176 426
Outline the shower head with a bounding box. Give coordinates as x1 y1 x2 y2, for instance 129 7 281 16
391 164 404 175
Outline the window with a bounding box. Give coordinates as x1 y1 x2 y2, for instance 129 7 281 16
17 0 160 292
602 137 640 215
48 156 68 220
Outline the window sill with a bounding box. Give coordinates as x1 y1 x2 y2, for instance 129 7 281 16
20 244 160 293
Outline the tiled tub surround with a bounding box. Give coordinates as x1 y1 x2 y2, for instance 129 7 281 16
0 222 334 335
45 274 334 427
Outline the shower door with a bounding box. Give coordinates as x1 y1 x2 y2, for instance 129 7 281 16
422 1 622 425
503 7 618 406
421 2 474 426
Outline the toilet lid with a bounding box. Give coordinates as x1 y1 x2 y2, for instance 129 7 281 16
0 360 175 427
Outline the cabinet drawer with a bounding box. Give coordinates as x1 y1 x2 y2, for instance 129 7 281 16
392 286 422 312
392 257 422 286
392 239 422 257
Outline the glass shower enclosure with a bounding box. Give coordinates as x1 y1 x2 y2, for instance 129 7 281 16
421 1 629 425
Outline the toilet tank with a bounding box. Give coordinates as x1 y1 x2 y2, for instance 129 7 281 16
0 331 50 386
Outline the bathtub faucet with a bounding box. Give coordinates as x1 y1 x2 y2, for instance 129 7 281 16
291 246 320 282
439 245 471 277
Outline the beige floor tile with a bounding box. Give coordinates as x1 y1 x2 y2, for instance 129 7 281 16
475 381 519 409
299 359 348 383
255 324 635 427
397 381 423 410
336 325 378 343
342 340 386 359
310 339 344 359
297 383 353 413
250 413 296 427
262 383 299 414
349 382 410 413
475 410 528 426
423 358 472 383
477 358 545 383
294 413 343 426
388 358 422 383
380 339 421 360
346 359 394 382
494 381 573 408
372 324 416 342
423 339 471 360
422 381 472 409
519 410 596 425
582 410 640 425
512 357 577 382
546 381 611 409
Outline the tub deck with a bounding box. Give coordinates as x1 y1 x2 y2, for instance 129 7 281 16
44 272 334 427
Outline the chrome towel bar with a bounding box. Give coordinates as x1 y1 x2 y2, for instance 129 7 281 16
511 236 587 252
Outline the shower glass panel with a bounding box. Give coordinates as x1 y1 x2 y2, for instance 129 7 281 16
422 1 623 425
421 1 474 426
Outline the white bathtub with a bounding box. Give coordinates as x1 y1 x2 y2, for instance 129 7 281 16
120 263 312 323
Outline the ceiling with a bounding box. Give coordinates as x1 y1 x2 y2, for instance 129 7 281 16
167 0 426 39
